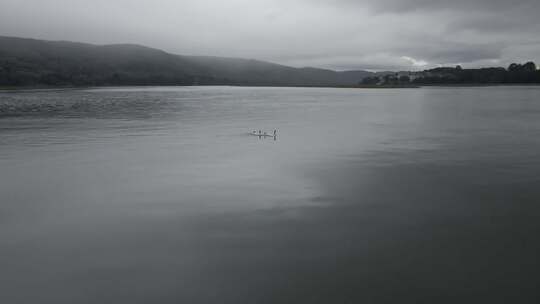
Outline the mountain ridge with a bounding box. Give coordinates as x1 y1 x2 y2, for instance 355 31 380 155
0 36 374 87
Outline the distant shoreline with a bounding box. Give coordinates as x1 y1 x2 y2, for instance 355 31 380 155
2 37 539 90
4 83 540 91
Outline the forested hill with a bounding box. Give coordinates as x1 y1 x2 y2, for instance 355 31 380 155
0 36 373 87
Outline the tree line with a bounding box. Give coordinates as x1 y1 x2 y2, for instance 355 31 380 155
361 62 540 86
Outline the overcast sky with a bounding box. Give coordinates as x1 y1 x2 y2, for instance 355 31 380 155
1 0 539 71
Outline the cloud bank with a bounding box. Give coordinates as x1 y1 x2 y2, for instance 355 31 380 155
1 0 539 70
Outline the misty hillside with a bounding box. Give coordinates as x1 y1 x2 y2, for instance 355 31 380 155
0 36 373 87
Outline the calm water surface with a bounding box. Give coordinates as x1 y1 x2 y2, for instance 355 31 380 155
1 86 540 303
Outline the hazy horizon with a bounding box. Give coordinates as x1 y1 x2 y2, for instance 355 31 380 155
1 0 539 71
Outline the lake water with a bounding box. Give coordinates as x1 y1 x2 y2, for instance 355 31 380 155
1 86 540 303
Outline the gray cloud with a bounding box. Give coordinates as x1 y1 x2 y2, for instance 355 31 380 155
320 0 540 13
0 0 539 71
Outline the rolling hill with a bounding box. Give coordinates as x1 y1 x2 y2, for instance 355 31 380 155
0 36 373 87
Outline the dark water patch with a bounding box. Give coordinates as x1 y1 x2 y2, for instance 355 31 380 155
0 90 185 119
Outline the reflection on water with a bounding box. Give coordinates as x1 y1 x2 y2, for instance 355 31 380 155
1 86 540 303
